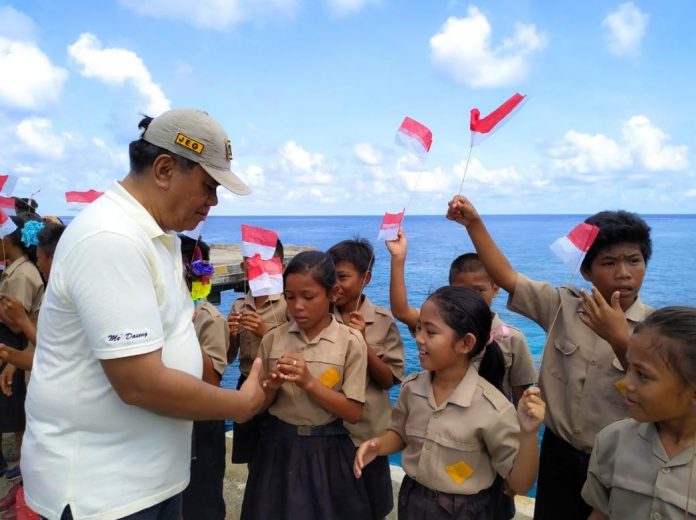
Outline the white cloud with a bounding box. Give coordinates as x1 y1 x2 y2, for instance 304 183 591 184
67 33 170 115
119 0 299 30
279 141 333 184
16 118 75 160
0 37 68 110
326 0 378 17
602 2 648 57
549 116 688 176
429 7 547 88
354 142 383 166
0 6 38 41
685 189 696 199
622 116 687 171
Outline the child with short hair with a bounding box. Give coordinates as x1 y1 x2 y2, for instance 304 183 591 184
228 238 288 465
327 238 405 519
582 306 696 519
179 235 229 520
387 231 536 404
240 251 370 519
446 195 653 520
354 286 545 519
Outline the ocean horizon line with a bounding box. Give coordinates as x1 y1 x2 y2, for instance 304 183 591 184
186 213 696 218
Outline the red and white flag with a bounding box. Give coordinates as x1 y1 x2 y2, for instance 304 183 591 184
470 93 526 147
377 209 405 241
66 190 103 211
0 175 18 195
241 224 278 260
395 117 433 159
246 254 283 297
0 195 17 239
550 222 600 270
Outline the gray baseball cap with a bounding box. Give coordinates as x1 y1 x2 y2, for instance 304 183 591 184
142 109 251 195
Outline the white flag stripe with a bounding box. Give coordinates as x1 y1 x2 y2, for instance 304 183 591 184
249 273 283 297
242 242 277 260
550 235 584 270
377 225 400 241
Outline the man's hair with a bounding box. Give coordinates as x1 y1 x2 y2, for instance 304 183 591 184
581 210 652 272
327 238 374 274
448 253 489 284
128 116 198 174
37 222 66 259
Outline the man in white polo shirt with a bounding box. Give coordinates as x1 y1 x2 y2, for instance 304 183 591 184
22 109 265 520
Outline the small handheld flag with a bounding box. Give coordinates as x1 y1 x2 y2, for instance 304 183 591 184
246 254 283 297
241 225 279 260
66 190 103 211
550 223 600 270
0 175 18 196
395 117 433 159
376 210 405 241
470 93 526 147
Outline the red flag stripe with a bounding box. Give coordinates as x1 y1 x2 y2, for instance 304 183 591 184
470 93 526 134
65 190 103 204
397 117 433 152
241 224 278 248
567 223 600 252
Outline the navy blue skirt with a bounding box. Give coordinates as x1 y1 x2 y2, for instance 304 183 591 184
240 417 370 520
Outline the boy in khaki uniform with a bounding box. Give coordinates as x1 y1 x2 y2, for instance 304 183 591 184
328 239 405 520
446 195 653 520
228 239 288 465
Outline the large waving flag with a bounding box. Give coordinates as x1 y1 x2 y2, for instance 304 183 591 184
66 190 103 211
376 209 405 241
395 117 433 159
550 222 600 270
0 175 18 195
241 224 278 260
246 254 283 297
470 93 526 146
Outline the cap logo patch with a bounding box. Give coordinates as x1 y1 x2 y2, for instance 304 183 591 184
225 139 233 161
176 133 204 154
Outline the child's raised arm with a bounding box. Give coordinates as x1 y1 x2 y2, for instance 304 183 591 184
386 229 419 330
506 387 545 495
446 195 518 295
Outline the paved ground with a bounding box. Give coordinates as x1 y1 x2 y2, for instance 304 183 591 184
1 433 534 519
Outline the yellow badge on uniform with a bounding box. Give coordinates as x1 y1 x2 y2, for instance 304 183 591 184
319 367 341 388
614 377 627 397
445 461 474 485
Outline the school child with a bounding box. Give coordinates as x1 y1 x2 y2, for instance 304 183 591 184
327 238 405 519
445 195 653 520
180 235 229 520
386 230 536 404
354 286 545 520
240 250 370 520
582 307 696 519
228 238 288 465
0 214 45 482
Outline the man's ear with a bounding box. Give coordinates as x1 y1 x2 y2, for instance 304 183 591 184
363 270 372 287
580 266 592 282
454 332 477 356
152 154 175 189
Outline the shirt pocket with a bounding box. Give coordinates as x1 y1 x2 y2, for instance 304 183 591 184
305 351 345 389
549 337 579 382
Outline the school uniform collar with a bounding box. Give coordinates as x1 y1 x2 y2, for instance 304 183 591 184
288 315 340 345
1 255 29 279
332 295 376 324
106 181 171 241
491 312 503 330
636 421 696 466
623 296 648 323
243 290 282 310
410 364 479 410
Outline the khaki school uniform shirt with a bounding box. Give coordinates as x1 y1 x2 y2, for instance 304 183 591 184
472 313 537 401
194 300 230 377
0 255 44 325
388 365 520 495
508 273 652 453
582 419 696 519
258 317 368 426
230 292 287 376
333 296 405 445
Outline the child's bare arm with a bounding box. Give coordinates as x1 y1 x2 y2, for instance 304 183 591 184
386 230 419 329
0 344 34 371
354 430 405 478
446 196 518 294
346 311 395 389
506 387 545 495
588 511 609 520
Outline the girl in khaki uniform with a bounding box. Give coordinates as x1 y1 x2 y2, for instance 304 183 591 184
355 287 545 520
582 307 696 519
240 251 370 520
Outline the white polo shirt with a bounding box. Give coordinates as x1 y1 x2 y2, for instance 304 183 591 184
23 181 203 520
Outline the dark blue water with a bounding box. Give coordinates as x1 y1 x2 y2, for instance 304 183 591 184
205 214 696 490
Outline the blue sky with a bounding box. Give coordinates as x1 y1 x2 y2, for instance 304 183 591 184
0 0 694 216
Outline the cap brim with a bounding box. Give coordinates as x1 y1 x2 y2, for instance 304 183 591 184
201 164 251 196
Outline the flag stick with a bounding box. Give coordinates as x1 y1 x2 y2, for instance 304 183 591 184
456 144 473 197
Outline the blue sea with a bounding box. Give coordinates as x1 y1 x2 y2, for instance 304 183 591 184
203 214 695 487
